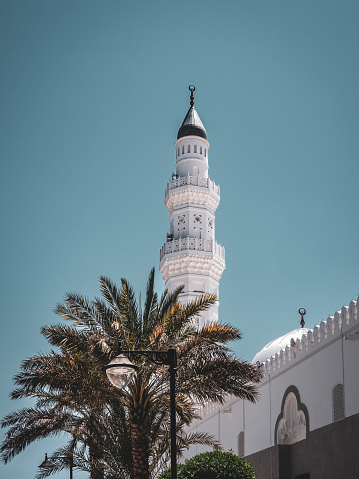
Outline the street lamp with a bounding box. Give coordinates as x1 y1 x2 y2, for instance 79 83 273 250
39 453 52 470
39 453 73 478
104 345 177 479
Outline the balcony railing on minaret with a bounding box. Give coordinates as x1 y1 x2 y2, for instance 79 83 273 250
165 174 220 198
160 237 225 262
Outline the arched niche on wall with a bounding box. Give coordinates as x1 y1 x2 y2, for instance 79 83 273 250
275 385 309 445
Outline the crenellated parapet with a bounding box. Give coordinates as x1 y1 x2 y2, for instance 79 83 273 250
189 296 359 423
257 296 359 378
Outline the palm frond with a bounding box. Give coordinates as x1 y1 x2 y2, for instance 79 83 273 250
41 324 91 354
194 321 243 343
164 294 217 342
0 407 75 464
54 293 100 329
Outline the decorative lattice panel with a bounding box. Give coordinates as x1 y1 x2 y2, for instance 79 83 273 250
333 383 345 422
237 431 244 457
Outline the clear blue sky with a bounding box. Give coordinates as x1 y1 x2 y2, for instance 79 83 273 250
1 1 359 477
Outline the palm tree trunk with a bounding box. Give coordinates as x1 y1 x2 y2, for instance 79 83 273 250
89 447 103 479
131 407 149 479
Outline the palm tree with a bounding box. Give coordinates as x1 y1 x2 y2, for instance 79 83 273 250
1 268 261 479
0 346 123 479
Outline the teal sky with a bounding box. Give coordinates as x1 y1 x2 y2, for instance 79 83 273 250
1 1 359 477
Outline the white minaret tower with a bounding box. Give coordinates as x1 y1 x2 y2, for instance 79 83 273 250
159 86 225 327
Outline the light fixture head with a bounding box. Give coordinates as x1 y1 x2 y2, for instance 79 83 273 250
39 453 52 469
104 354 138 389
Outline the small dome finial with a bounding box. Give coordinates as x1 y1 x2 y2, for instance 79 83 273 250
298 308 306 328
189 85 195 107
177 86 207 140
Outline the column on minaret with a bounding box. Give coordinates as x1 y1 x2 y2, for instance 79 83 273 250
159 86 225 328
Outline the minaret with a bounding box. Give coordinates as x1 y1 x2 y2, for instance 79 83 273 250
159 86 225 327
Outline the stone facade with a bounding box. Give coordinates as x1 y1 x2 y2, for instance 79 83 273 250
246 413 359 479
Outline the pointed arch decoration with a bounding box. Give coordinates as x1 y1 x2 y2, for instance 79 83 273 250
275 385 309 445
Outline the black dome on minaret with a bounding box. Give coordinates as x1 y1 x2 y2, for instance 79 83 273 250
177 106 207 140
177 86 207 140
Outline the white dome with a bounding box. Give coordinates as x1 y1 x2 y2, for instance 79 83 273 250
252 327 312 365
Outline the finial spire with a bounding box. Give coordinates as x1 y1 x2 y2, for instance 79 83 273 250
177 85 207 140
189 85 195 107
298 308 306 328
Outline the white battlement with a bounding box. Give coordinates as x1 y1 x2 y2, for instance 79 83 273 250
189 295 359 424
258 296 359 378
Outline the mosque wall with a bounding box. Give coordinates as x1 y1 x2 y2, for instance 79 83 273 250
266 336 344 433
182 296 359 476
245 445 289 479
244 388 271 455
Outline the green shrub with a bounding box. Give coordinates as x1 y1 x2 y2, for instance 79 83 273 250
157 463 186 479
157 451 255 479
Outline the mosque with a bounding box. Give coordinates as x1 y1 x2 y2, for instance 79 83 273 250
159 87 359 479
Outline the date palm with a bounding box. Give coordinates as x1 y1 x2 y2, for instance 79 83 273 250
1 268 261 479
0 345 125 478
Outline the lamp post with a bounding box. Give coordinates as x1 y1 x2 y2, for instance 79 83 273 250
104 345 177 479
69 455 73 479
